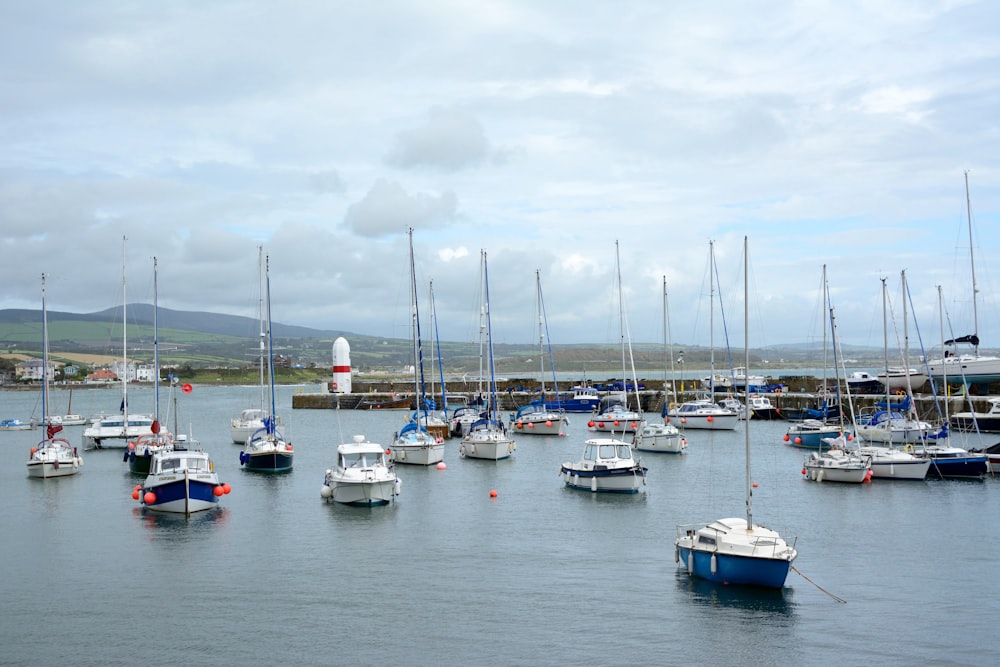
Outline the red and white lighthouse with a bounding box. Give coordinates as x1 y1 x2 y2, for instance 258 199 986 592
331 337 352 394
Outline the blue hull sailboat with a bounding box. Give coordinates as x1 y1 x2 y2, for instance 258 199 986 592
676 238 797 589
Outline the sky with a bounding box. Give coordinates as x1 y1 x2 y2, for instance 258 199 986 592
2 0 999 355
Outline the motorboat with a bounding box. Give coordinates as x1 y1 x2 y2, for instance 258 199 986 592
783 419 847 449
665 399 739 430
748 395 783 420
950 397 1000 433
321 435 400 506
968 441 1000 474
231 408 276 444
2 419 37 431
83 413 155 449
846 371 884 394
730 367 766 390
560 437 647 493
632 420 686 454
543 385 601 413
676 238 796 589
802 435 872 483
510 402 567 436
716 395 747 420
133 442 229 515
389 422 445 466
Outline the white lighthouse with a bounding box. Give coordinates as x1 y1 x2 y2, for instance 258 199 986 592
331 337 352 394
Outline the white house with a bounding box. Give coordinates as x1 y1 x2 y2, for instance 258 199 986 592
15 359 58 382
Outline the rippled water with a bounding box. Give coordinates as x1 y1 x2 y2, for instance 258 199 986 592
1 385 997 666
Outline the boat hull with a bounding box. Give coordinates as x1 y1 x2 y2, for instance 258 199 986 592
460 436 516 460
560 466 646 493
675 546 791 589
142 474 221 514
803 463 870 483
326 479 398 506
389 443 445 466
633 424 686 453
924 456 988 480
243 450 294 473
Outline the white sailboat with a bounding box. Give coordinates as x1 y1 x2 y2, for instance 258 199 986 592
925 172 1000 387
675 237 797 589
83 236 154 449
390 229 446 466
27 274 84 479
460 250 516 461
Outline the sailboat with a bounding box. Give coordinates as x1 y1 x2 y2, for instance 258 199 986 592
83 236 154 449
675 237 797 589
925 172 1000 388
389 229 446 466
238 254 294 473
510 270 569 436
45 388 86 427
231 246 280 444
665 241 739 430
803 280 873 484
459 251 516 461
27 274 84 479
637 276 686 453
125 258 174 475
856 275 934 445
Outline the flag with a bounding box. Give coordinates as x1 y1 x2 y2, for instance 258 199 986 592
47 423 63 439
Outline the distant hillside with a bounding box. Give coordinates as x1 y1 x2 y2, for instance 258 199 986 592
0 304 348 340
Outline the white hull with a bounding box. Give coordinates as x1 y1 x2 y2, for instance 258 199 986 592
633 423 686 453
857 446 931 480
460 435 516 460
803 464 870 483
27 457 83 478
856 422 935 445
561 468 645 492
390 443 445 466
926 354 1000 385
83 418 155 449
230 423 261 445
327 479 399 505
671 414 739 430
511 413 567 435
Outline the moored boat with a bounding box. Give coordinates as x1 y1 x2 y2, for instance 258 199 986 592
134 443 229 515
560 437 647 493
321 435 400 506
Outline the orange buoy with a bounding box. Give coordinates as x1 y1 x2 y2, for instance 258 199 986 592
128 442 135 450
213 485 224 497
143 491 156 504
613 420 620 426
783 434 790 441
527 422 534 429
588 421 595 428
598 422 605 428
752 482 758 488
436 462 446 470
630 422 637 429
545 420 552 427
801 468 807 475
516 422 523 429
706 415 713 422
794 436 802 444
489 489 497 498
182 383 193 394
222 483 232 494
131 489 140 500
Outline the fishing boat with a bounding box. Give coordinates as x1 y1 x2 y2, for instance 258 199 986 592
389 229 445 466
125 258 173 476
675 237 797 589
83 237 154 449
239 254 294 473
748 395 783 420
459 250 516 461
231 247 282 444
133 437 229 514
560 437 647 493
27 274 83 479
543 384 601 413
321 435 400 506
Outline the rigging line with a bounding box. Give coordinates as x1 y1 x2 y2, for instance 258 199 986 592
790 565 847 604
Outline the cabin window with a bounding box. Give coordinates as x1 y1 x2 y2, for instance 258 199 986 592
599 444 617 459
698 535 717 546
584 444 596 461
617 445 631 458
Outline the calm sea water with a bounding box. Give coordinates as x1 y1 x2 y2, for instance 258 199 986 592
2 384 998 666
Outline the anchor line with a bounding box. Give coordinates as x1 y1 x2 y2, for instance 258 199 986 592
791 564 847 604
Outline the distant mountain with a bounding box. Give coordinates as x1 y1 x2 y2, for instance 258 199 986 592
0 304 349 340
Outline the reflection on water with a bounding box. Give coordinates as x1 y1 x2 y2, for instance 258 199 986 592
675 569 795 617
132 506 230 534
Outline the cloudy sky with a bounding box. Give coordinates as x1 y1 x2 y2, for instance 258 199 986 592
3 0 999 355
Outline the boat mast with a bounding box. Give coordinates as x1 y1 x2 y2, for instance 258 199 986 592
430 280 448 418
257 246 266 413
483 251 499 423
881 277 891 411
709 241 715 394
537 270 560 403
965 170 980 356
536 270 546 398
743 237 752 529
477 251 487 403
41 273 49 430
152 257 160 431
121 235 129 429
408 228 428 418
265 256 277 434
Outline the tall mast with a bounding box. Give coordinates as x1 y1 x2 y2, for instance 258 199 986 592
744 237 752 529
265 256 277 432
121 235 129 426
484 252 498 422
709 241 715 391
152 257 160 428
536 270 546 396
257 246 266 412
41 273 49 427
965 170 980 355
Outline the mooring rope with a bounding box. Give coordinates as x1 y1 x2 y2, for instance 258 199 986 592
791 565 847 604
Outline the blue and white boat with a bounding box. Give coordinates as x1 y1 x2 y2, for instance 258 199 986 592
560 437 647 493
239 254 294 473
676 237 797 589
543 385 600 413
135 438 229 515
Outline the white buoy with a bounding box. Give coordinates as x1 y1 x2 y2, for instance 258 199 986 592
331 337 352 394
687 551 694 574
320 485 332 498
710 553 718 574
591 476 598 492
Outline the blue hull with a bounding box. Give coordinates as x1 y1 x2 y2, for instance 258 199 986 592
676 546 791 589
785 430 850 450
143 479 220 514
127 451 153 475
244 451 293 473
